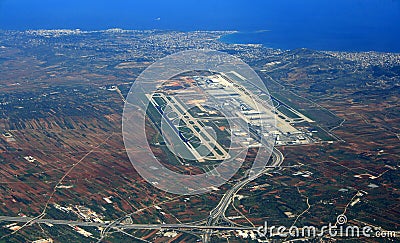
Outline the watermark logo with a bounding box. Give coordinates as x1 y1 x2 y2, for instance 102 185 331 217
256 214 398 239
122 49 276 195
336 214 347 225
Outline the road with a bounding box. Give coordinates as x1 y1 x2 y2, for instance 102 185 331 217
203 147 284 242
0 148 283 240
0 216 255 231
0 147 283 242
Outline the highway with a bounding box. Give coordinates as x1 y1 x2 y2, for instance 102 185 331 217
203 147 284 242
0 216 256 231
0 147 283 242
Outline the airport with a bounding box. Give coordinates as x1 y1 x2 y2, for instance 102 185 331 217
146 70 314 164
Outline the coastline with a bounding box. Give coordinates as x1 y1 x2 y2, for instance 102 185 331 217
217 30 400 54
2 28 399 54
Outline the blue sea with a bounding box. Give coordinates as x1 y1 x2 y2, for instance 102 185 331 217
0 0 399 52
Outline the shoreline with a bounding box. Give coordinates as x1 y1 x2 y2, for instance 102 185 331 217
1 28 399 54
216 30 400 54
